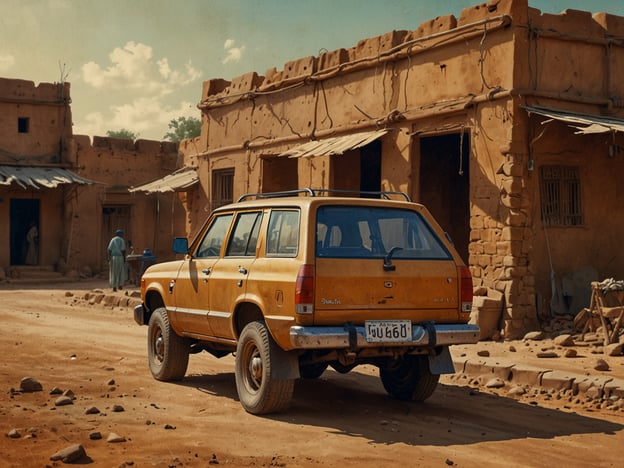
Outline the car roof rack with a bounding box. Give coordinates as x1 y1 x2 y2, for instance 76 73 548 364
237 188 411 202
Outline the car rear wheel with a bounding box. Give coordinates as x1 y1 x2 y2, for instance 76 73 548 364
299 362 329 379
147 307 190 381
379 355 439 401
235 321 294 414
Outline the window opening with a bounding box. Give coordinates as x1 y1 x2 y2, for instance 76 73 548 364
212 169 234 210
226 212 262 257
316 206 451 259
539 165 583 227
267 210 300 257
196 214 233 258
18 117 29 133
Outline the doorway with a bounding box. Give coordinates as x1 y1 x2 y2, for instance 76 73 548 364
331 140 382 196
262 156 298 193
419 132 470 263
101 206 131 263
10 199 40 265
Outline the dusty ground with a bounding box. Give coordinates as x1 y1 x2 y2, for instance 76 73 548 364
1 280 623 468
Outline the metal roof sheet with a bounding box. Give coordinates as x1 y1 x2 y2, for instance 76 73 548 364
524 106 624 134
279 129 389 158
129 167 199 194
0 166 94 189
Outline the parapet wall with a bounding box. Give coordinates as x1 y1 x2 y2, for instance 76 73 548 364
200 0 524 105
73 134 178 155
199 0 624 109
0 78 70 103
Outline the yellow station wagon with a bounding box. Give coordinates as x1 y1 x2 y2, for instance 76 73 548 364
134 189 479 414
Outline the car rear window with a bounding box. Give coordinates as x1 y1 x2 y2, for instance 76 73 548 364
316 206 451 260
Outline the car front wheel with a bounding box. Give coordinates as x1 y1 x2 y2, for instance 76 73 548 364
235 321 294 414
147 307 190 381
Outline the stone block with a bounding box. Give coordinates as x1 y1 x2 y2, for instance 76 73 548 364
604 378 624 399
483 242 497 255
470 296 503 340
501 176 523 194
506 210 528 227
499 161 524 177
501 227 525 241
540 370 575 391
470 216 484 229
509 366 543 386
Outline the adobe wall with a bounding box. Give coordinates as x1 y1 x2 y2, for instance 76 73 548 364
66 135 185 273
0 78 72 164
0 78 74 273
178 137 204 238
511 7 624 323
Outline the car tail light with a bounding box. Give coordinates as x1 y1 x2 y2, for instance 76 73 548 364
295 264 315 315
459 266 473 313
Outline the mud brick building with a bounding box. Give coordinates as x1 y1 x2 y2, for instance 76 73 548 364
0 78 186 279
187 0 624 338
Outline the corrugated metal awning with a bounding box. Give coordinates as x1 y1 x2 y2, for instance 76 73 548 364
0 165 94 189
524 106 624 134
279 129 389 158
129 167 199 194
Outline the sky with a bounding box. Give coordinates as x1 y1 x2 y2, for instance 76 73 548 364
1 0 624 141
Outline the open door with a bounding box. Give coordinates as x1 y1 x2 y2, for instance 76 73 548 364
419 132 470 263
10 199 40 266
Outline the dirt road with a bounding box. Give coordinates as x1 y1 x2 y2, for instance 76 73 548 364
1 281 623 467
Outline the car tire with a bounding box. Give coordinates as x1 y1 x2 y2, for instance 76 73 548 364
147 307 190 381
379 355 439 402
299 362 329 379
235 321 294 414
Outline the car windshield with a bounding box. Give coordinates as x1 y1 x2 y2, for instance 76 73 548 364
316 206 451 260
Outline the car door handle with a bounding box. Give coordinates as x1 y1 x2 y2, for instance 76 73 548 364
238 267 248 274
202 268 211 275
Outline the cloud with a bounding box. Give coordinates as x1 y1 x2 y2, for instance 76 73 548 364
75 96 199 140
0 54 15 72
222 39 246 65
75 41 202 139
81 41 201 96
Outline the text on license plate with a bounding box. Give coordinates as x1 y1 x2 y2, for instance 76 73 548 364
365 320 412 343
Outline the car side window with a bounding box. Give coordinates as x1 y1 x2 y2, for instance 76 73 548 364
226 212 263 257
266 210 300 257
196 214 233 258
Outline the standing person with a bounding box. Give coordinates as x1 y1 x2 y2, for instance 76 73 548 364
108 229 126 292
24 221 39 265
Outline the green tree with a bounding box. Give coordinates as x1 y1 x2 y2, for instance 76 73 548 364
106 129 138 140
163 116 201 142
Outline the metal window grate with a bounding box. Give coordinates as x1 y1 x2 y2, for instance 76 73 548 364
539 165 583 227
212 169 234 210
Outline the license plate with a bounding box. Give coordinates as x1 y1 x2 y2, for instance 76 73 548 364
365 320 412 343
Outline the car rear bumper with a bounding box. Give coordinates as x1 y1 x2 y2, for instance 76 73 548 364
289 323 480 349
